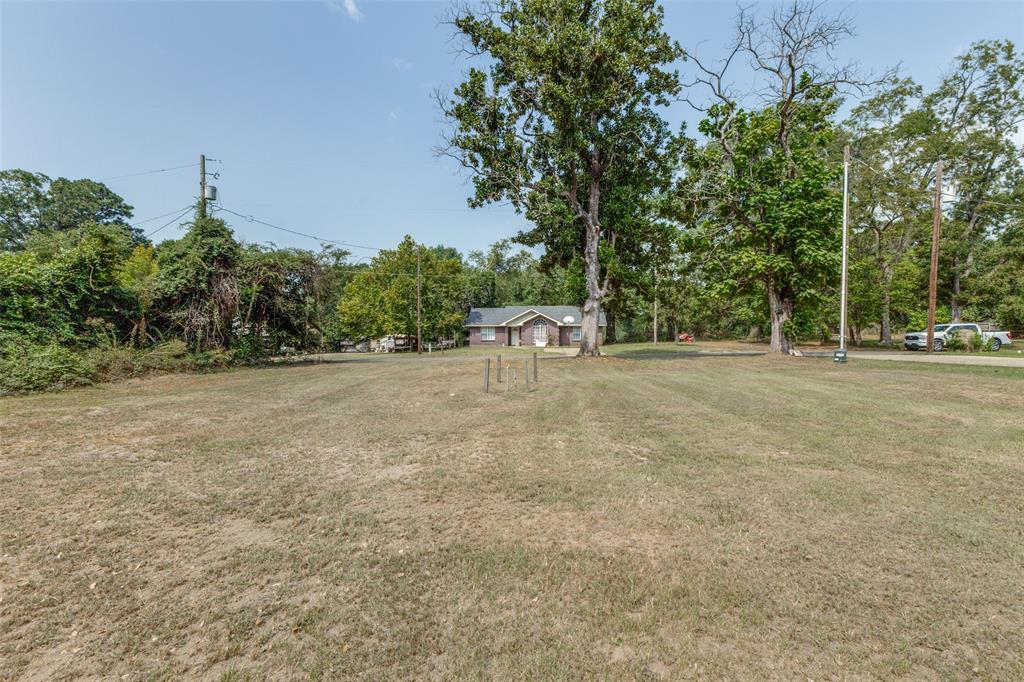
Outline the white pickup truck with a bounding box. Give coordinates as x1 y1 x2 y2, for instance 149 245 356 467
904 323 1013 351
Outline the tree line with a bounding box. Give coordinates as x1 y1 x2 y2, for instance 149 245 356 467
439 0 1024 354
0 178 583 392
3 0 1023 392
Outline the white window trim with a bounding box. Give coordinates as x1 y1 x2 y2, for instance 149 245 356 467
571 327 582 341
480 326 496 341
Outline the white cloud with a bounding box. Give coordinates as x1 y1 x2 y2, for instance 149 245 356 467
325 0 362 22
388 107 401 122
389 57 413 71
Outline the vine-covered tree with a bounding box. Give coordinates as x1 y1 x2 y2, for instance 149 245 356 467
439 0 683 355
154 212 240 351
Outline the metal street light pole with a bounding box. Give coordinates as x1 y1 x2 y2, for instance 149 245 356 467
837 145 850 360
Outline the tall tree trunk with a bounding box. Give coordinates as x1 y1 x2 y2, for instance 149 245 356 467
579 214 602 357
879 298 892 346
951 258 962 323
766 283 793 354
879 262 893 346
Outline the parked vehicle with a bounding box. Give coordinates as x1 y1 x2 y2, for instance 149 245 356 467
904 323 1013 351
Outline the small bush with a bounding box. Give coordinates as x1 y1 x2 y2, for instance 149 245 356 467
87 346 140 381
0 336 95 395
944 332 966 351
968 332 984 352
193 348 235 369
139 340 190 371
231 336 266 364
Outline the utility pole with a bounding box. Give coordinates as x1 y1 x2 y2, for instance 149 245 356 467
199 154 207 219
416 245 423 355
926 161 942 354
839 145 850 352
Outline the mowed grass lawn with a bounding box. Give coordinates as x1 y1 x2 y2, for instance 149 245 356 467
2 349 1023 680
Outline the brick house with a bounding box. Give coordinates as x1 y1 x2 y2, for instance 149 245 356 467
465 306 607 348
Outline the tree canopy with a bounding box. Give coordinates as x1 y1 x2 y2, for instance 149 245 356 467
440 0 684 355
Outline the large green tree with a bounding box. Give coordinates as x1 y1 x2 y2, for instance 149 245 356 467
677 2 855 353
439 0 683 355
339 236 466 343
0 170 49 250
0 170 139 249
923 40 1024 322
841 79 935 344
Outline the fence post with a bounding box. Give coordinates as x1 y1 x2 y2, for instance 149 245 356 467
497 354 502 383
533 352 538 382
524 359 530 391
484 358 490 393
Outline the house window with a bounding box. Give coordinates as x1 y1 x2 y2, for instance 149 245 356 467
571 327 582 342
480 327 495 341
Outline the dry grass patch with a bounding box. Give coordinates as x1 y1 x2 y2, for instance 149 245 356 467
2 351 1023 680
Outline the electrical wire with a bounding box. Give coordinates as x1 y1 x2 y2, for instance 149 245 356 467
850 157 1024 210
101 163 199 182
202 205 476 280
213 206 384 252
146 206 196 238
130 206 195 228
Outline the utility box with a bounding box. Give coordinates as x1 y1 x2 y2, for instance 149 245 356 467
833 348 848 363
204 185 218 201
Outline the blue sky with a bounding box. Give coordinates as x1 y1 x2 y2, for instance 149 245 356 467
2 0 1022 257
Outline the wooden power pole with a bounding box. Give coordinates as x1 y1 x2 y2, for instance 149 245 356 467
416 246 423 354
199 154 207 219
926 160 942 354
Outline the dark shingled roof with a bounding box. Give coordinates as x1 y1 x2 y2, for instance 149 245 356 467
465 306 606 326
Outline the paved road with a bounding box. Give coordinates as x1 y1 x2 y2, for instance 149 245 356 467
843 351 1024 368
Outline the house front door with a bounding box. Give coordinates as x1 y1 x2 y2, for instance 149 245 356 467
510 328 519 346
532 319 548 347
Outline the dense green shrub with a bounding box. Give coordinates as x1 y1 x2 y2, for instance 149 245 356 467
0 335 95 395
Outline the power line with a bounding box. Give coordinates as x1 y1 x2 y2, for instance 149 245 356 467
228 203 517 214
146 206 195 238
213 205 384 252
101 163 199 182
850 157 1024 210
130 206 195 228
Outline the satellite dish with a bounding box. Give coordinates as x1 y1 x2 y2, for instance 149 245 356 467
563 315 575 324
